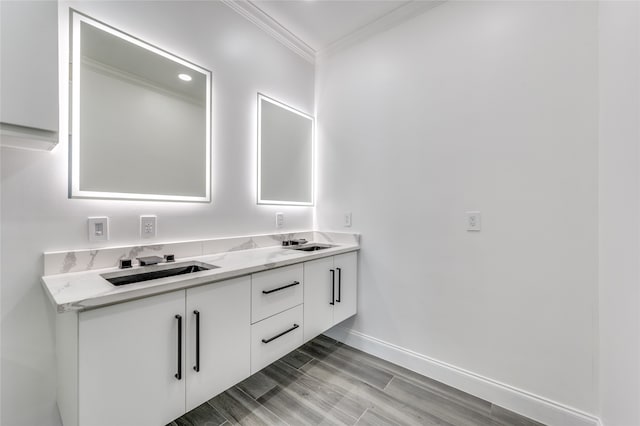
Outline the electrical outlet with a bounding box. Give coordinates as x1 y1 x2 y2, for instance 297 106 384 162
275 212 284 228
140 215 157 238
88 217 109 242
466 211 481 231
344 212 352 227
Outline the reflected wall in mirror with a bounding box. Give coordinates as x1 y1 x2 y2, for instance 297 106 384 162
70 11 211 202
257 94 314 206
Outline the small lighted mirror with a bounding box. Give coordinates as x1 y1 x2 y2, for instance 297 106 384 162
258 94 314 206
70 11 211 202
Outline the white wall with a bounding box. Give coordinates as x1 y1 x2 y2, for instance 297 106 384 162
316 0 599 421
0 2 314 425
598 2 640 426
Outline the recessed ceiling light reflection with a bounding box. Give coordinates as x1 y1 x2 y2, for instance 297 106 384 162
178 73 192 82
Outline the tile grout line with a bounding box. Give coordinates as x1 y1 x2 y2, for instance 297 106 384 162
382 375 395 391
337 343 496 417
204 399 233 425
294 356 314 370
270 362 362 426
243 373 278 401
234 384 292 426
352 407 370 425
284 347 369 425
299 344 393 392
333 344 433 393
307 343 502 425
303 341 503 425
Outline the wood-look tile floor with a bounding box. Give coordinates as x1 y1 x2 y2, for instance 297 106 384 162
168 335 545 426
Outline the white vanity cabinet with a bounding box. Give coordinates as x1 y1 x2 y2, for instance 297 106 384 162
185 277 250 412
77 291 186 426
303 252 358 341
51 248 359 426
57 277 251 426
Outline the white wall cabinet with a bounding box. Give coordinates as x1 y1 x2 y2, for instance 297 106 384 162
303 252 358 341
58 277 251 426
0 1 59 150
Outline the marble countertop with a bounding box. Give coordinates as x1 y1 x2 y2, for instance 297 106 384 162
42 242 359 313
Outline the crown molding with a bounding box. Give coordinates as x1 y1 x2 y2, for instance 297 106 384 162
221 0 446 65
220 0 316 64
317 0 445 61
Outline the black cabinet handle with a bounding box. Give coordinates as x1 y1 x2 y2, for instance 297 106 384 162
330 269 335 305
193 310 200 372
175 314 182 380
261 324 299 344
336 268 342 303
262 281 300 294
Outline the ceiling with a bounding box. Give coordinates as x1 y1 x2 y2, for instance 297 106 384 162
249 0 412 53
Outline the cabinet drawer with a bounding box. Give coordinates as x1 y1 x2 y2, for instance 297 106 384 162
251 264 303 323
251 304 303 374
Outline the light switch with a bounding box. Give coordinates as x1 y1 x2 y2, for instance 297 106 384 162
275 212 284 228
88 217 109 242
140 215 157 238
466 211 481 231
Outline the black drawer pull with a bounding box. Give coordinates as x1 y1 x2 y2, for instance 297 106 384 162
175 314 182 380
336 268 342 303
262 281 300 294
193 310 200 372
261 324 299 344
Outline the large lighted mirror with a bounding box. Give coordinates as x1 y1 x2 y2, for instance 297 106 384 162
258 94 314 206
70 11 211 202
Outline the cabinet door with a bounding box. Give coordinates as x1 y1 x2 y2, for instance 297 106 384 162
303 257 335 341
78 291 185 426
0 1 58 131
333 252 358 324
186 277 251 411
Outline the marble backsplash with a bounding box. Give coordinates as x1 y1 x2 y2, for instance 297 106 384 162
43 231 359 275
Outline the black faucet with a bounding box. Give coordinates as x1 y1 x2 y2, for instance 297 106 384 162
282 239 308 246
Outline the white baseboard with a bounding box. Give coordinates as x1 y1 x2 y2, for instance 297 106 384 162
324 326 601 426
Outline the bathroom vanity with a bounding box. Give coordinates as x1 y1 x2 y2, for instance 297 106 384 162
42 232 358 426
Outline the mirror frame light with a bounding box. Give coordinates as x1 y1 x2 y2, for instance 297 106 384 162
257 93 314 206
69 11 212 202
